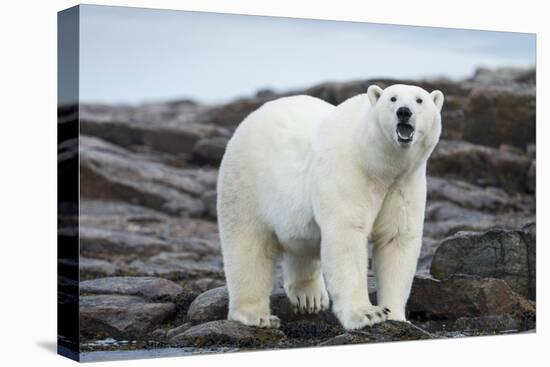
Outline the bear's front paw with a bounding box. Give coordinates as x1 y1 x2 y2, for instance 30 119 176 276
335 305 390 330
285 280 330 314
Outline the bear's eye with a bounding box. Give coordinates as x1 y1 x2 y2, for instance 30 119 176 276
416 98 423 104
390 96 397 102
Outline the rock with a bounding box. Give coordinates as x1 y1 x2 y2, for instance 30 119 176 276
79 226 173 258
430 226 536 300
166 322 194 340
80 200 167 224
79 257 119 278
426 201 487 223
423 201 497 238
80 276 183 300
129 252 223 280
407 275 535 320
201 190 217 219
80 136 210 216
527 160 535 193
427 177 509 211
428 140 532 192
80 295 175 339
80 103 223 155
171 320 285 347
462 86 535 149
521 223 536 299
151 328 168 339
193 137 229 164
468 67 535 88
187 286 230 324
454 315 521 332
80 199 220 250
319 321 433 345
527 144 536 159
183 277 226 294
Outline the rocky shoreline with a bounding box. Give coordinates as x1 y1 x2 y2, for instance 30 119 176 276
58 67 535 355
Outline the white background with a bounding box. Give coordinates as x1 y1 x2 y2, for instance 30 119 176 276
0 0 546 365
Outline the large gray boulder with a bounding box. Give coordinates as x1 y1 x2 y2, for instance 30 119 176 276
430 225 536 300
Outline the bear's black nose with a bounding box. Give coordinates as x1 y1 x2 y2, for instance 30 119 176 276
396 107 412 122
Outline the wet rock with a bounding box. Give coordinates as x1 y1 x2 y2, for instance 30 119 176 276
407 275 535 320
429 140 532 192
319 321 432 345
427 177 509 211
193 137 229 164
80 295 175 339
129 252 223 280
462 86 535 149
80 136 208 216
454 315 521 332
80 276 183 300
430 226 536 300
172 320 285 347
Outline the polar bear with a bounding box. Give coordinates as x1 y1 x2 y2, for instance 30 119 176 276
217 84 444 330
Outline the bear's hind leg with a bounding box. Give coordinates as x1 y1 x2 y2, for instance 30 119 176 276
222 225 281 328
282 252 330 314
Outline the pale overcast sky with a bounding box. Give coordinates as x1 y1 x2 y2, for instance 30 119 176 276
74 5 535 105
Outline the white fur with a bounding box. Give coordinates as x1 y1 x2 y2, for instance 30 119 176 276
217 84 443 330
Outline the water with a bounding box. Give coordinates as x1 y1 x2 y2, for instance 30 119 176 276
81 346 239 362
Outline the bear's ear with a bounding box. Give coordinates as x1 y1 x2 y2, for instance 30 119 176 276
430 90 444 111
367 85 383 106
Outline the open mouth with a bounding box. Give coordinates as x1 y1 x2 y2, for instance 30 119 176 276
396 123 415 144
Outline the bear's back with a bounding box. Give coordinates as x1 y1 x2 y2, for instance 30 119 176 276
223 95 335 167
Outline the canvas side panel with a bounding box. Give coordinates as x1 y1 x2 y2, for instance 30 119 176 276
57 5 80 362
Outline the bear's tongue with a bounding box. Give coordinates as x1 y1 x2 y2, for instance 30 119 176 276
396 123 414 141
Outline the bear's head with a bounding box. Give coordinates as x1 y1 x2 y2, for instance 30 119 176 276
366 84 444 150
